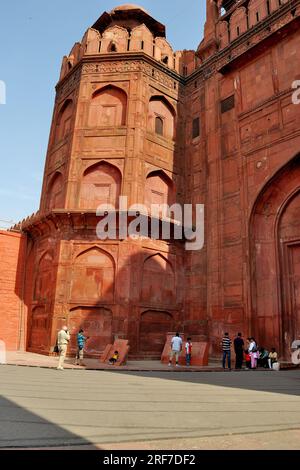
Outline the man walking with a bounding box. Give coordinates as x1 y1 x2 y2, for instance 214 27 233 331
221 332 232 370
234 332 244 369
57 326 70 370
168 332 183 367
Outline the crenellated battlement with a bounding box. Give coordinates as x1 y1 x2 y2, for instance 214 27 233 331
197 0 299 62
217 0 292 48
59 5 199 81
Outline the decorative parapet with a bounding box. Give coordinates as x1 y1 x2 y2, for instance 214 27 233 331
193 0 300 83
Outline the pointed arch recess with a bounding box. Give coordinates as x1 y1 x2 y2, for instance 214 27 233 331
250 154 300 356
71 246 115 303
145 169 175 209
80 161 122 210
141 253 175 305
89 85 127 127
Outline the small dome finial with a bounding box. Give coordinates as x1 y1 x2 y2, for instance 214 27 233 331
110 4 149 15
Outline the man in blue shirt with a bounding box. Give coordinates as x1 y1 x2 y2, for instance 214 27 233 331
75 329 88 366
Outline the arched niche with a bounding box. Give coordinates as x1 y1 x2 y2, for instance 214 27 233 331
250 155 300 357
46 172 64 211
149 96 176 140
34 251 54 302
145 170 176 211
139 310 174 355
108 42 117 52
102 25 129 53
141 253 175 305
68 306 113 356
80 161 122 210
88 85 127 127
70 247 115 303
29 306 49 350
54 99 73 143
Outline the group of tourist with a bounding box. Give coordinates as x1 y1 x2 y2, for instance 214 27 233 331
55 327 280 371
55 326 119 370
221 332 279 371
168 333 192 367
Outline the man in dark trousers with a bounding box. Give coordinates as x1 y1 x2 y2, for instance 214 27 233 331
234 332 244 370
221 332 232 370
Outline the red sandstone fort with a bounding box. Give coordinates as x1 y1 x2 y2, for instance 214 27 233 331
1 1 300 360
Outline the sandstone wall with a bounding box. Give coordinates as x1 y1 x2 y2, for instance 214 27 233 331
0 231 27 350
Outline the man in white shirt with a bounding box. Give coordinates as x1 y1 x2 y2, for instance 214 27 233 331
57 326 71 370
168 333 183 367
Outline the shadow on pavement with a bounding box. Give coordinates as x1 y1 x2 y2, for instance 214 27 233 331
0 395 98 449
109 369 300 397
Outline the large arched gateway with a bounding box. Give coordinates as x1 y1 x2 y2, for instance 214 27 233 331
250 155 300 358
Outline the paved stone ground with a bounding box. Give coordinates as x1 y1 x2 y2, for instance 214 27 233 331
0 365 300 450
5 351 223 372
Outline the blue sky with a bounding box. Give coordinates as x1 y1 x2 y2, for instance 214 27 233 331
0 1 206 225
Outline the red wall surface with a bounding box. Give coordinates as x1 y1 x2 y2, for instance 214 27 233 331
0 231 27 350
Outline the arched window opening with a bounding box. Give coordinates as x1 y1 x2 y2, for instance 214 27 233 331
47 172 64 211
155 116 164 136
55 99 73 143
109 42 117 52
162 55 169 65
149 96 176 140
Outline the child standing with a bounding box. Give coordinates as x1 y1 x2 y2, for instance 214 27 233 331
185 337 192 366
245 350 251 370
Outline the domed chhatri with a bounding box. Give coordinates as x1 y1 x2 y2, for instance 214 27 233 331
110 4 149 15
